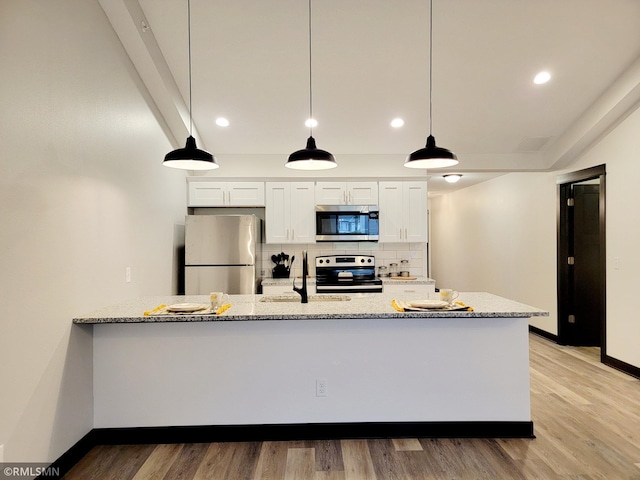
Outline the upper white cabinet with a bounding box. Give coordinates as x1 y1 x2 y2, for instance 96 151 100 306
265 182 316 244
315 182 378 205
187 180 265 207
378 181 428 243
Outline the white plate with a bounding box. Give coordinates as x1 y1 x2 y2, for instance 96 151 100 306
166 303 207 312
408 299 449 309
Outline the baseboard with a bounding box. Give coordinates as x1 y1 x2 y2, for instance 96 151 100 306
603 354 640 380
92 421 534 445
529 325 558 342
38 430 97 479
528 327 640 380
44 421 534 477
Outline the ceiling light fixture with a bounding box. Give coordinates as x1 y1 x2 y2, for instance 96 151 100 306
533 71 551 85
405 0 458 169
286 0 337 170
215 117 229 127
163 0 218 170
443 174 462 183
391 118 405 128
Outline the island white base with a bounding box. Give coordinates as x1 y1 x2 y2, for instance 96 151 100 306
94 316 532 436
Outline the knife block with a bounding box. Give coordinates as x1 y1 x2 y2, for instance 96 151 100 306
272 264 290 278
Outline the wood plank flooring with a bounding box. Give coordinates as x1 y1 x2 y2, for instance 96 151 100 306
63 334 640 479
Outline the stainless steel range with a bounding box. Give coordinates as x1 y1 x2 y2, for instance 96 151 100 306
315 255 383 293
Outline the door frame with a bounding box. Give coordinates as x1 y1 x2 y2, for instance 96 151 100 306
556 165 606 356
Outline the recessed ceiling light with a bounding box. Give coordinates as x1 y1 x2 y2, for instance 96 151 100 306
443 174 462 183
533 71 551 85
305 118 318 128
215 117 230 127
391 118 405 128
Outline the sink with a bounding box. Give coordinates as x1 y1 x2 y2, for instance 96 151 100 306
260 294 351 303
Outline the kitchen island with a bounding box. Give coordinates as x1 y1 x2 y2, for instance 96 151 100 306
74 292 547 441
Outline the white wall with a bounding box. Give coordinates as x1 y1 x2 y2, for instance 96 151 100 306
430 104 640 369
559 105 640 368
0 0 187 462
430 173 558 334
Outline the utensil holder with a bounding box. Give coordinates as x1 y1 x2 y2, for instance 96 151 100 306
272 264 290 278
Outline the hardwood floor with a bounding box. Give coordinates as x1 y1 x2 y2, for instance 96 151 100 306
63 334 640 479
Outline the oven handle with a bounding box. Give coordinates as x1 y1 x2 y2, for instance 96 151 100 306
316 284 383 291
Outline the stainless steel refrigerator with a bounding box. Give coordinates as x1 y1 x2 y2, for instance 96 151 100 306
185 215 261 294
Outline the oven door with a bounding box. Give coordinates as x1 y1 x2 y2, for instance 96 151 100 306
316 281 383 293
315 205 379 242
315 265 383 293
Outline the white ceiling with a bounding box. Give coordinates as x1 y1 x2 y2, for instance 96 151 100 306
100 0 640 192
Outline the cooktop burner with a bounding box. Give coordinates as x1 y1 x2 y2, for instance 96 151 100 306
315 255 383 293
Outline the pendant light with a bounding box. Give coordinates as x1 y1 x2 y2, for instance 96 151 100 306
405 0 458 169
164 0 218 170
286 0 337 170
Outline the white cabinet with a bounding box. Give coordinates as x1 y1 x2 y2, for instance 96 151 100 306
187 180 265 207
378 181 428 243
315 182 378 205
265 182 315 244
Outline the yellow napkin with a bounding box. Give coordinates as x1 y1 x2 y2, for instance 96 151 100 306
143 303 232 316
391 299 404 312
144 304 167 316
215 303 232 315
455 301 474 311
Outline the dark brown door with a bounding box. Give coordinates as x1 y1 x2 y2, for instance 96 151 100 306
557 165 606 350
568 183 601 345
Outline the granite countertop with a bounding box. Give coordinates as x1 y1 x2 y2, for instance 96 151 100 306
261 276 435 286
73 292 548 324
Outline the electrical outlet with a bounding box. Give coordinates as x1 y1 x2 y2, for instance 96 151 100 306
125 267 132 283
316 378 327 397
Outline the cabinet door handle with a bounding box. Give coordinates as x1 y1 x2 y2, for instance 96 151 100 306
400 228 403 239
292 229 295 240
405 228 408 239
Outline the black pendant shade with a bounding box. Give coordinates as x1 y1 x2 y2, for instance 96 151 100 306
405 0 458 169
285 0 337 170
164 135 218 170
286 136 337 170
405 134 458 169
163 0 218 171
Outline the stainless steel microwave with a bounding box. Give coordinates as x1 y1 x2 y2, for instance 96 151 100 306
315 205 379 242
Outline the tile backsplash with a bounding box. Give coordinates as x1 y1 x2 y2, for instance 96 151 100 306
261 242 428 279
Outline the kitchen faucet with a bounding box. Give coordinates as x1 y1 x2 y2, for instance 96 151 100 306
292 250 309 303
